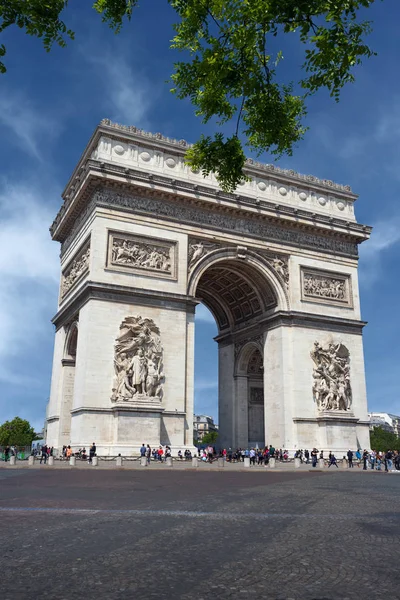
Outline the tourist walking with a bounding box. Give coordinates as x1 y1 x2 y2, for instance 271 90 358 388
328 453 338 468
347 449 353 468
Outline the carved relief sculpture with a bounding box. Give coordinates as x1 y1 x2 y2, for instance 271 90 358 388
108 232 176 279
61 242 90 299
263 254 289 288
111 316 164 402
310 342 352 411
302 269 351 305
188 238 218 269
234 335 264 360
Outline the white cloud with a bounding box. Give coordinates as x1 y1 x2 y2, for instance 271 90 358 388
194 379 218 392
0 179 60 383
0 91 60 160
359 217 400 286
85 50 154 126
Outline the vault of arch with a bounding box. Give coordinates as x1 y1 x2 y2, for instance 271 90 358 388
189 248 287 331
64 322 78 359
236 342 264 376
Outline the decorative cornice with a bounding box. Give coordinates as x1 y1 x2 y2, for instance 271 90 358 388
52 280 198 329
57 187 362 264
51 159 370 245
99 119 355 195
216 310 367 345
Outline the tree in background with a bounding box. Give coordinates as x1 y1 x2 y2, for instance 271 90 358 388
370 426 400 453
0 1 378 189
0 417 38 447
201 430 218 446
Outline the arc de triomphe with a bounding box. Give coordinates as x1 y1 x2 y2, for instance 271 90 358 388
46 119 371 455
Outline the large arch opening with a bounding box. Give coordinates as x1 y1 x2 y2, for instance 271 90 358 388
193 256 280 450
195 259 277 332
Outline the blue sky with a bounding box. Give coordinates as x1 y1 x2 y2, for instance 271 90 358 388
0 0 399 431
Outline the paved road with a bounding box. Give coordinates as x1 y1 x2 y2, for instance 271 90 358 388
0 469 399 600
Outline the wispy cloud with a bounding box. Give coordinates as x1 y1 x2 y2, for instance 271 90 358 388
0 91 61 160
84 49 155 126
0 179 60 383
195 379 218 392
359 217 400 286
310 99 400 163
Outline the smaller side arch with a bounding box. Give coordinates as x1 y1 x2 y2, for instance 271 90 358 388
63 321 79 361
235 340 264 376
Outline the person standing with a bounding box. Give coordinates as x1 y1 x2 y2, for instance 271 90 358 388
249 448 256 466
89 442 96 464
4 445 10 462
311 448 318 468
146 444 151 465
347 449 353 468
362 449 369 470
140 444 146 460
40 445 48 464
385 450 393 472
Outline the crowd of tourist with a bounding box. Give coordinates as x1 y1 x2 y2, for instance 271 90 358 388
3 441 400 472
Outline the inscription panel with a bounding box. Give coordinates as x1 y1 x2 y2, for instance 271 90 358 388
106 231 177 280
301 267 352 307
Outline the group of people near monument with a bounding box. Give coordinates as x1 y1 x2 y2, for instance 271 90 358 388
60 443 97 463
3 445 18 461
139 443 173 463
347 449 400 471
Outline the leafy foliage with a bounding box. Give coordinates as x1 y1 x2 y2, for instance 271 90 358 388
201 430 218 445
370 426 400 452
0 416 38 447
0 1 378 189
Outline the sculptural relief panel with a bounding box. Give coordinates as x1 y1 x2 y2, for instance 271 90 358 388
60 238 90 300
111 316 164 403
311 341 352 412
301 267 352 307
188 238 219 270
107 231 177 280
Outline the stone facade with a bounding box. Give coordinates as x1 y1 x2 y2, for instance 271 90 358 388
46 120 371 455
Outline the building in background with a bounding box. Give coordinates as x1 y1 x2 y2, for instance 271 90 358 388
193 415 218 444
369 412 400 436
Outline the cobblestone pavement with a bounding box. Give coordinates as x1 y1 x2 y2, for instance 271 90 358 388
0 469 399 600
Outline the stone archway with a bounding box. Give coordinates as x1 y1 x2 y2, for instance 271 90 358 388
190 252 285 450
58 321 78 447
233 342 265 448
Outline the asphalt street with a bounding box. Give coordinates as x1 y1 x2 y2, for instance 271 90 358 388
0 468 399 600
